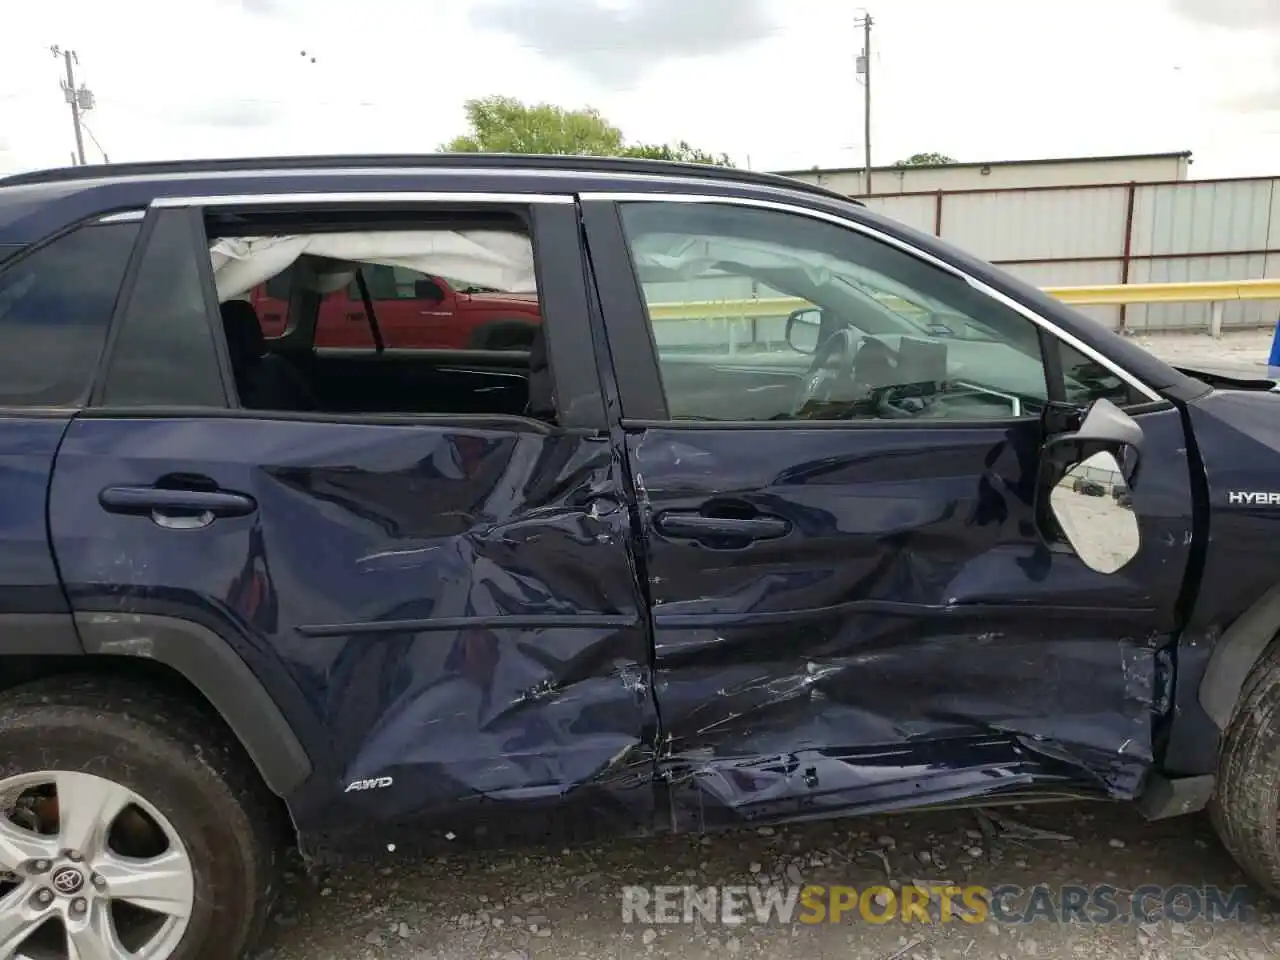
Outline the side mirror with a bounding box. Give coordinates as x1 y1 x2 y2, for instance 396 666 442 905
414 278 446 303
785 307 823 354
1038 399 1143 574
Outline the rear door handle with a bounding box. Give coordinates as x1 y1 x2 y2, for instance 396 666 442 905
654 512 790 541
99 486 257 529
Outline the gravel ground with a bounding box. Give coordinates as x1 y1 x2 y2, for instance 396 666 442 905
259 329 1280 960
1126 329 1276 370
260 805 1278 960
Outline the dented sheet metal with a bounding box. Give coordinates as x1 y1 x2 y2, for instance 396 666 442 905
627 407 1196 829
50 418 660 844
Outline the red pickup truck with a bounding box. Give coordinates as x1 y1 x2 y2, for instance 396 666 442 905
251 263 542 350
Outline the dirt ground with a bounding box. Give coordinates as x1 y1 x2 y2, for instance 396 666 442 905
257 330 1280 960
258 805 1278 960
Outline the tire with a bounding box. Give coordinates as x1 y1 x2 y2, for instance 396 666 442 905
1210 635 1280 899
0 675 281 959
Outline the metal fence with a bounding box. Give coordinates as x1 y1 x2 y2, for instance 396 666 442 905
861 176 1280 334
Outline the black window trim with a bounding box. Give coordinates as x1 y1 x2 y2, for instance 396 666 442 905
581 192 1168 430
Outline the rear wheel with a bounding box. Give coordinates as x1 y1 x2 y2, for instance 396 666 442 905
0 677 281 959
1210 637 1280 898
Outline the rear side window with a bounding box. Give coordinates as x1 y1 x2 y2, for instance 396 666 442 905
100 210 228 408
0 222 140 407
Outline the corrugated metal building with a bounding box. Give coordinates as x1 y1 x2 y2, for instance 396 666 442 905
775 151 1192 196
855 175 1280 333
644 152 1278 348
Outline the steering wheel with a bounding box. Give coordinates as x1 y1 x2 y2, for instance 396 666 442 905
793 327 859 416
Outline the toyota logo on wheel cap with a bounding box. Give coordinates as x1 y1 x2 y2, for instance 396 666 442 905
52 867 84 895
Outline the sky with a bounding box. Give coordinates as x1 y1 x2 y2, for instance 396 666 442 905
0 0 1277 178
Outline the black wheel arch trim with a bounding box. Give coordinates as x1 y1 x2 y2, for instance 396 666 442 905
74 611 312 797
1198 582 1280 731
0 613 84 655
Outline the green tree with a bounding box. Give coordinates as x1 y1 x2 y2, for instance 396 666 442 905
894 152 957 167
442 97 626 155
622 140 733 167
442 96 732 166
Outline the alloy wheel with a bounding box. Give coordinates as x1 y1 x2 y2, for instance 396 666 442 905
0 771 194 959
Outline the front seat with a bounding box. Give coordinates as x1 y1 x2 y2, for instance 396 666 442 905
219 300 318 411
851 335 897 391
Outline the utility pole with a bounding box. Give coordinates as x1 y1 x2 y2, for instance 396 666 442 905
51 46 94 166
855 12 873 195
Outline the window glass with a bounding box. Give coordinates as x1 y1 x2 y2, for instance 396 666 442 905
101 210 227 408
210 228 543 353
348 264 440 301
1059 341 1141 408
0 222 139 407
263 270 292 301
617 202 1050 423
194 224 553 418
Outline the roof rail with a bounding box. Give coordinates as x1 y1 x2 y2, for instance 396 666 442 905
0 153 862 205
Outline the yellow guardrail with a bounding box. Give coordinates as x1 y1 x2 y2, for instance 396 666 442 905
647 279 1280 336
1044 278 1280 305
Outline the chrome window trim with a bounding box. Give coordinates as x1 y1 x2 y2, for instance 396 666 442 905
151 191 574 208
580 191 1162 404
95 210 146 224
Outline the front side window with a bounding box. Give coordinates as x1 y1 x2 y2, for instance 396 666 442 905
0 222 140 407
1059 341 1143 408
618 201 1050 423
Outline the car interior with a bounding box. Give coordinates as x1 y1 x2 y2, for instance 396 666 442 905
204 216 1057 427
206 220 550 423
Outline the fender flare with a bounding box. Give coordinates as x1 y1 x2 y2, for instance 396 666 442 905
75 612 312 797
1198 582 1280 731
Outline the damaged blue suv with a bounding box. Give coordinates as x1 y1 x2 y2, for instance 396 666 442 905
0 154 1279 958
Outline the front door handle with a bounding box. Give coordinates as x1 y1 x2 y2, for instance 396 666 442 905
99 486 257 529
654 511 790 542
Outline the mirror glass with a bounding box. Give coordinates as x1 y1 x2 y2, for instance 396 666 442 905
787 308 822 354
1049 451 1139 574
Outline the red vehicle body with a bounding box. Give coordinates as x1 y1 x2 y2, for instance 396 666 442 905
250 262 542 349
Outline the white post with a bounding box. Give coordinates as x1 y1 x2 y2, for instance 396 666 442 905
1210 301 1225 339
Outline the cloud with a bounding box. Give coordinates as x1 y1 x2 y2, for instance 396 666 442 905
1169 3 1280 113
181 100 281 128
1225 86 1280 114
469 0 779 88
1228 84 1280 112
239 0 293 15
1169 0 1280 29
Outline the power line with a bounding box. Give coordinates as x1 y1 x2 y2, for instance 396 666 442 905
79 120 108 164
